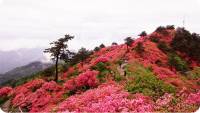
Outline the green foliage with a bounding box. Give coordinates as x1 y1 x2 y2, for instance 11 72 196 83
111 42 118 46
0 97 9 106
92 62 108 72
116 59 123 66
91 62 110 82
186 67 200 80
125 62 176 100
150 35 160 43
155 26 169 36
171 28 200 62
94 46 100 52
168 54 188 72
124 37 134 46
70 48 92 66
44 34 74 81
166 25 175 30
135 42 145 54
99 44 106 48
139 31 147 37
157 41 172 53
40 66 55 77
114 74 122 82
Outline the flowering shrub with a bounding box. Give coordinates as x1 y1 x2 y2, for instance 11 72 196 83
94 56 109 65
59 82 154 112
41 81 61 92
156 93 173 106
64 70 99 91
153 65 177 79
125 62 175 99
185 91 200 104
0 86 12 97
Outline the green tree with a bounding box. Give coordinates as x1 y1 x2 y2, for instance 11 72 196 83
124 37 134 52
94 46 100 52
70 47 91 66
138 31 147 37
44 34 74 81
99 43 105 48
112 42 118 46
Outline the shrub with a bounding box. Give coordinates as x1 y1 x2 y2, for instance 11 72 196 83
135 42 145 54
139 31 147 37
114 74 122 82
125 63 176 100
94 56 109 65
0 86 12 97
59 83 154 112
64 70 99 91
166 25 175 30
186 67 200 80
155 26 168 36
157 41 172 53
171 28 200 62
150 35 160 43
168 54 189 72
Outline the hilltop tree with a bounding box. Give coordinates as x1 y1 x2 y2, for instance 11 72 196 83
112 42 118 46
94 46 100 52
44 34 74 81
70 47 92 66
99 44 105 48
124 37 134 52
76 47 92 66
139 31 147 37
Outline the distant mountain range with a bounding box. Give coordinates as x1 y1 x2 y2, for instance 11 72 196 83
0 48 49 74
0 61 52 86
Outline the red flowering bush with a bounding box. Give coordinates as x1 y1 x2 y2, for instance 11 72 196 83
64 70 99 91
185 91 200 104
23 79 45 89
94 56 109 65
153 65 177 79
0 86 12 97
59 82 154 112
41 81 61 92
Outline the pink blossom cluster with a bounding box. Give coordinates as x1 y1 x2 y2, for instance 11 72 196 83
41 81 61 92
142 41 168 64
64 70 99 91
156 93 173 106
94 56 109 65
185 91 200 104
11 79 65 112
0 86 12 97
12 79 45 96
153 66 177 79
59 82 154 112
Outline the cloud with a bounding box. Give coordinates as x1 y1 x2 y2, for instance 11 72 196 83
0 0 200 51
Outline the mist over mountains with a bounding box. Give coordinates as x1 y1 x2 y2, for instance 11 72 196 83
0 48 49 74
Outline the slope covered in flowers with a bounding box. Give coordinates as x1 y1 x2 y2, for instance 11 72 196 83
0 27 200 112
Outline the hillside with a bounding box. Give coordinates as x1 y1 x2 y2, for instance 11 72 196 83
0 48 47 74
0 26 200 112
0 61 52 86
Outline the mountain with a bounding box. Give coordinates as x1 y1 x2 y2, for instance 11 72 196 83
0 61 52 86
0 48 48 74
0 26 200 112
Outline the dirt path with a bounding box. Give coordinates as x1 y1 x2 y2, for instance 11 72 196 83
117 62 128 76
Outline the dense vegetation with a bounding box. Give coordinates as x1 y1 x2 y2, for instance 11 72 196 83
0 26 200 112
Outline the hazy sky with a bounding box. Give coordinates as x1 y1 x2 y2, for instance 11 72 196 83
0 0 200 51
